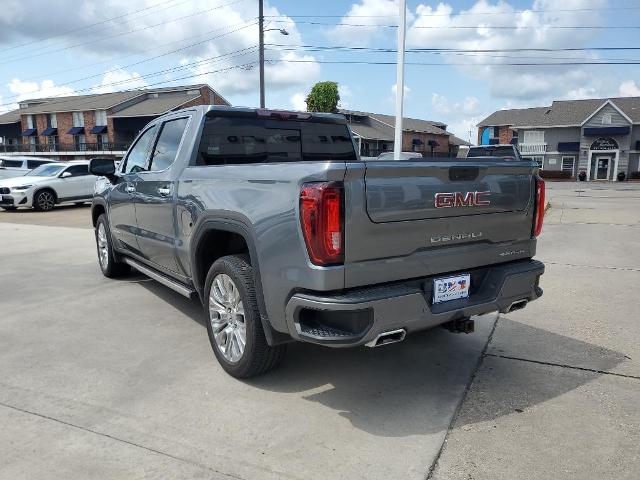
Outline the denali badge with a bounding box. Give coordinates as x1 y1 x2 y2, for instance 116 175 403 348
434 191 491 208
431 232 483 244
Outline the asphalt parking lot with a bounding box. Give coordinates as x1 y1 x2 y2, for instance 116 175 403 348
1 182 639 479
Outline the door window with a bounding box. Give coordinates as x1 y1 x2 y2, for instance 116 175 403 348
63 165 89 177
561 157 575 173
123 126 158 174
27 160 49 169
149 117 189 171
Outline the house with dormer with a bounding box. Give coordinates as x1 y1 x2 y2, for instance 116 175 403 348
477 97 640 181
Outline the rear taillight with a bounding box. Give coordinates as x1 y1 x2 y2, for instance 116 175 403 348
533 176 545 237
300 182 344 265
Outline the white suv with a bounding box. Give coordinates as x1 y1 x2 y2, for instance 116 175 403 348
0 161 95 211
0 156 55 179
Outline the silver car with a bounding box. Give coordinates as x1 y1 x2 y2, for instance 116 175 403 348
0 156 55 179
0 161 95 211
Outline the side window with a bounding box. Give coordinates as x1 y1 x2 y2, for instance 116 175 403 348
123 126 157 174
64 165 89 177
27 160 47 169
149 117 189 172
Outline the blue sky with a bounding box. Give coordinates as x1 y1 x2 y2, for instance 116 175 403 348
1 0 639 141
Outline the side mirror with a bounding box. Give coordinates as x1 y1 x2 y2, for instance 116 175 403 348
89 158 116 181
61 171 72 178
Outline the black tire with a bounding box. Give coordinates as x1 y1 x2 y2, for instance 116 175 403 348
33 189 56 211
0 206 17 211
204 255 286 378
95 214 131 278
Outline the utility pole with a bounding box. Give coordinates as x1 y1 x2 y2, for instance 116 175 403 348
259 0 265 108
393 0 407 160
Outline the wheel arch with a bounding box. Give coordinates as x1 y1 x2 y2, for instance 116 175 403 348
33 186 58 203
190 214 291 346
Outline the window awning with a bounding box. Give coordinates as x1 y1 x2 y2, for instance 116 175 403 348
42 127 58 136
557 142 580 152
20 128 37 137
412 138 423 145
90 125 108 134
583 126 630 136
427 140 440 147
67 126 85 135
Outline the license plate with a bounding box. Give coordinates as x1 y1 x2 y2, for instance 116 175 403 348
433 274 470 304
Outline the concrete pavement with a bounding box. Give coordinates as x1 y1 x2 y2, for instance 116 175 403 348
1 181 639 479
431 181 640 479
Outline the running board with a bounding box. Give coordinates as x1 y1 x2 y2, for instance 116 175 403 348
123 258 197 299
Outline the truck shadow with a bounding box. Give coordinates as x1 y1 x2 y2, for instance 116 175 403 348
137 280 627 438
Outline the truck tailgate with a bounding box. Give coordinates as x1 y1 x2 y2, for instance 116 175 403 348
343 159 538 287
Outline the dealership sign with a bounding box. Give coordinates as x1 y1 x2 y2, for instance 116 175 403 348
590 137 618 150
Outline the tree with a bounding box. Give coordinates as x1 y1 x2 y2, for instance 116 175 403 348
305 81 340 113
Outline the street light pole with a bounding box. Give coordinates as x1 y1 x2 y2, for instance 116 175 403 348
259 0 265 108
393 0 407 160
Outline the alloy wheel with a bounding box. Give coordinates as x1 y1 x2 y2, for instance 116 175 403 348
37 191 55 211
97 223 109 269
208 273 246 363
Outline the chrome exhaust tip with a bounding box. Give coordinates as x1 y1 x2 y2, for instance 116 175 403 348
507 299 528 313
365 329 406 348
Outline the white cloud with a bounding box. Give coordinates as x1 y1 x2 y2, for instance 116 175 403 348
7 78 75 102
430 93 484 142
92 67 147 93
391 83 411 98
328 0 413 45
619 80 640 97
290 92 307 111
407 0 610 102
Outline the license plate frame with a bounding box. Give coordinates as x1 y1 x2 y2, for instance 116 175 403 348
432 273 471 304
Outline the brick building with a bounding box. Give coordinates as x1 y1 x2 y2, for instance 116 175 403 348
0 84 229 160
340 109 469 158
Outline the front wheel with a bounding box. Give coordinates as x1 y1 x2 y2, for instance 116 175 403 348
33 189 56 211
95 214 130 278
204 255 286 378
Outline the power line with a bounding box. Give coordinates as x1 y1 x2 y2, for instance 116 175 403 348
269 19 640 30
0 47 259 110
18 19 257 83
267 58 640 66
266 43 640 53
264 6 640 18
0 0 250 66
0 0 188 54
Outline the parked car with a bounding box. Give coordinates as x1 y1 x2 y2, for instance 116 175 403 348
0 156 55 179
0 161 94 211
465 144 522 161
89 106 545 378
376 151 423 160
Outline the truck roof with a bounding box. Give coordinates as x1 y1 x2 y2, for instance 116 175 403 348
168 105 349 125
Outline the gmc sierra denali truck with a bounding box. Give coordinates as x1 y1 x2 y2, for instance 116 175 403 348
89 105 545 378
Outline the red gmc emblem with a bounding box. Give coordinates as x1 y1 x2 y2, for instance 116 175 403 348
434 191 491 208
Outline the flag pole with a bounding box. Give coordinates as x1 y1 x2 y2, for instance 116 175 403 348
393 0 407 160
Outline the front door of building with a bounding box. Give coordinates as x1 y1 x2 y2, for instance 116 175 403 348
595 156 611 180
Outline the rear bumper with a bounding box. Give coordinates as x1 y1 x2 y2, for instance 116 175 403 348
284 259 544 347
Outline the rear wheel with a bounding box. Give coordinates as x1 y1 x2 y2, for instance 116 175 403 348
33 189 56 211
204 255 286 378
95 214 130 278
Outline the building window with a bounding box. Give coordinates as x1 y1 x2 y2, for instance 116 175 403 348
94 110 107 126
74 134 86 151
601 113 612 125
47 135 59 151
26 114 34 129
48 113 57 128
96 134 109 149
523 130 544 144
562 156 575 173
72 112 84 127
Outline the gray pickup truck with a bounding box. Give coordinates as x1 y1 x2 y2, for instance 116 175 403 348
89 106 545 378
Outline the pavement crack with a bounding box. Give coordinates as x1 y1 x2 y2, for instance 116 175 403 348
485 354 640 380
425 314 500 480
0 401 246 480
545 261 640 272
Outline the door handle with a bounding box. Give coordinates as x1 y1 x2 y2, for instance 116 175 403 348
158 186 171 196
125 185 136 193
